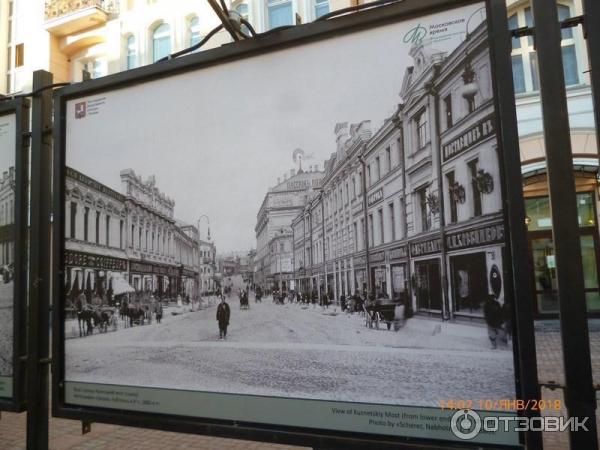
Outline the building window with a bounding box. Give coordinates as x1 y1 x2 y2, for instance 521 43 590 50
84 207 90 241
378 208 384 245
267 0 293 29
508 3 579 94
385 147 391 173
70 202 77 239
353 222 358 250
396 135 403 167
131 224 135 247
415 108 428 149
82 59 105 80
466 93 476 114
375 156 381 181
389 202 396 241
15 43 23 67
126 35 136 69
236 3 250 34
315 0 328 18
152 23 171 62
360 218 365 250
367 164 372 187
468 159 482 217
446 171 458 224
120 220 124 249
95 212 100 244
106 216 111 246
368 214 374 247
417 187 430 232
443 94 453 129
189 16 201 47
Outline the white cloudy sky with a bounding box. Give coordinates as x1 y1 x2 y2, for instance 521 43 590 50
66 3 484 253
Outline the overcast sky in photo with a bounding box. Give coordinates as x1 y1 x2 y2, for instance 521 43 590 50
0 113 16 176
65 3 484 253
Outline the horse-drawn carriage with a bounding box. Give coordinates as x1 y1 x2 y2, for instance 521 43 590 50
364 299 405 331
73 304 118 337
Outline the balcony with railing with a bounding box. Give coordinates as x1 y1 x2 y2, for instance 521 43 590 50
45 0 119 36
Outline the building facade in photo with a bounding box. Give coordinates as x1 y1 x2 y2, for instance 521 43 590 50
64 167 129 307
64 167 199 306
199 237 217 294
291 20 505 320
256 167 324 291
0 167 15 269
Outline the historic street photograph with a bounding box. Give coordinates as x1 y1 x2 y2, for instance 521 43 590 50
63 3 516 408
0 112 16 380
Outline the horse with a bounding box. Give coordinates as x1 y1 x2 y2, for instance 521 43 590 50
77 307 94 337
124 304 146 327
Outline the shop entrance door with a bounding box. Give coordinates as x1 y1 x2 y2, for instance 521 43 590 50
415 259 442 312
450 252 487 316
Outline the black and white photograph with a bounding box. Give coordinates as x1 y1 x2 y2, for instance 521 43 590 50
60 1 517 442
0 111 16 398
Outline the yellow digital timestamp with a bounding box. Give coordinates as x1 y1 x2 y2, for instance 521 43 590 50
438 399 563 411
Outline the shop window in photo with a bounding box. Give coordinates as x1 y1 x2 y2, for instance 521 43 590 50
414 259 442 312
450 253 488 316
391 264 407 303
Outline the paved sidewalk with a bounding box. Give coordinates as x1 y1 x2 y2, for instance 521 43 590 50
0 414 307 450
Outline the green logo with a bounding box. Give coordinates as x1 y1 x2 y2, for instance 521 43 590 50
404 24 427 45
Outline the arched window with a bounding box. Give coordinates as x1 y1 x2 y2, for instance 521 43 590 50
236 3 250 34
267 0 292 30
126 35 136 69
315 0 328 19
152 23 171 62
189 16 201 47
508 2 579 94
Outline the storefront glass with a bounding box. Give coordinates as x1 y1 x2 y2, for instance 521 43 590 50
450 252 487 316
414 259 442 311
391 264 407 303
371 267 386 296
526 191 600 314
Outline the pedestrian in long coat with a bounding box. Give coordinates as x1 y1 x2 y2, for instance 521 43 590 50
483 294 505 349
216 297 231 340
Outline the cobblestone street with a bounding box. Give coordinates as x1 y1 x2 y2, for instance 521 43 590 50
0 320 598 449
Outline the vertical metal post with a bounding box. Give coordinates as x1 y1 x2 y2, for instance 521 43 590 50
27 70 53 450
582 0 600 150
530 1 598 449
487 2 542 449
